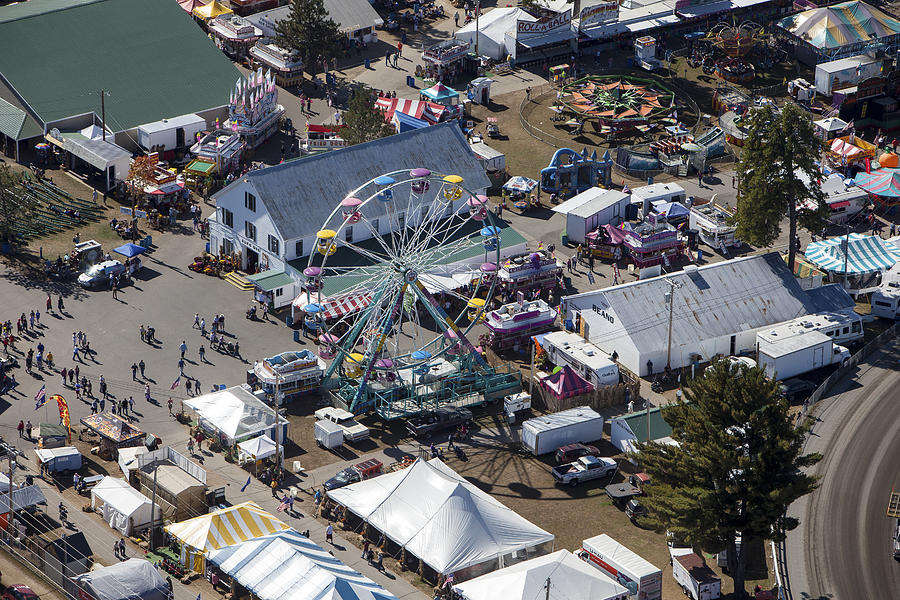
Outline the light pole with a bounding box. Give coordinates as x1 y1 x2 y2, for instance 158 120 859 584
664 278 683 370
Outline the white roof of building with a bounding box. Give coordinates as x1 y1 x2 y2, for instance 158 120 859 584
757 329 831 358
521 406 603 434
456 7 535 39
630 182 686 199
565 253 854 355
453 550 628 600
814 116 849 131
327 458 554 575
542 331 615 371
815 54 879 73
553 188 630 218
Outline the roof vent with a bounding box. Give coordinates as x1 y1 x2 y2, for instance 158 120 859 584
683 265 699 273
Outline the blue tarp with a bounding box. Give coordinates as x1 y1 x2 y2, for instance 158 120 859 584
394 111 429 132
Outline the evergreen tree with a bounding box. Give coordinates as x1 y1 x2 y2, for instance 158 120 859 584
635 360 820 598
0 164 38 247
340 87 394 146
274 0 343 76
735 103 829 271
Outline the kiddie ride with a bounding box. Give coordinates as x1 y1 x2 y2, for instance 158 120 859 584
484 297 558 351
189 254 236 276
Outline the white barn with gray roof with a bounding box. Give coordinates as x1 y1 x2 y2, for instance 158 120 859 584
561 253 855 377
209 124 490 304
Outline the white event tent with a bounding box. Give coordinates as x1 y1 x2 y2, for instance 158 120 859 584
185 386 288 446
455 8 536 60
207 529 399 600
453 550 629 600
327 458 554 579
90 476 159 535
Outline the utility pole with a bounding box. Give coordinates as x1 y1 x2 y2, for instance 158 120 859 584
99 89 108 141
6 447 13 534
664 278 683 370
475 1 480 57
149 463 159 551
273 373 283 477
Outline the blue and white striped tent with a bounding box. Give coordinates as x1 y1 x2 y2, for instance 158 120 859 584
804 233 900 274
206 530 398 600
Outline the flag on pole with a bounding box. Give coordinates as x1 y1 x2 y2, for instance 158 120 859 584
241 476 251 492
34 385 46 409
170 376 181 390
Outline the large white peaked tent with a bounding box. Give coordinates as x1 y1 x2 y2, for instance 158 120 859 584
90 476 159 535
454 8 536 60
327 459 554 578
207 530 399 600
453 550 629 600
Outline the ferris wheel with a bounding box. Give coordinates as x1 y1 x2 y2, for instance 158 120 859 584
302 169 502 412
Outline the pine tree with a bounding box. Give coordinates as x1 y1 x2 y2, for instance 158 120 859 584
274 0 343 76
735 102 829 271
340 87 395 147
0 164 38 247
635 360 820 598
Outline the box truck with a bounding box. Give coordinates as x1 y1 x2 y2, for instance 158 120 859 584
757 330 850 380
521 406 604 456
578 534 662 600
669 548 721 600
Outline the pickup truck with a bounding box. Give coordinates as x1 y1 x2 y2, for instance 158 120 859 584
552 455 617 486
406 406 472 438
323 458 383 491
314 407 370 443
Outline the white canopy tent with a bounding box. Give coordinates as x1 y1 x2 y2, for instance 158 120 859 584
90 476 159 535
207 529 399 600
327 458 554 579
237 434 283 465
185 386 289 446
453 550 629 600
455 8 536 60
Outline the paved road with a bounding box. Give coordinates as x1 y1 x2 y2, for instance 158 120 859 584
784 339 900 600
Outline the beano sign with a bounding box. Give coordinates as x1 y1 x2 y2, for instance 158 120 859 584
517 9 572 36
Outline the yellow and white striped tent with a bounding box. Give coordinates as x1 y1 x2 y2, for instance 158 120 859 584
165 501 289 572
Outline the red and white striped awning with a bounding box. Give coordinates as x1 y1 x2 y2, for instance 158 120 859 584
320 293 372 320
374 98 445 125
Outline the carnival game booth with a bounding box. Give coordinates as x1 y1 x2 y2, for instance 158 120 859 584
496 249 564 297
301 124 346 154
236 434 283 474
73 559 170 600
207 529 400 600
827 135 877 168
422 39 471 83
453 549 628 600
814 116 849 141
90 476 158 536
193 1 232 22
539 366 593 403
327 458 554 582
804 232 900 295
165 501 290 573
79 412 146 461
185 386 289 447
189 130 245 174
375 97 448 127
248 349 326 404
421 83 461 109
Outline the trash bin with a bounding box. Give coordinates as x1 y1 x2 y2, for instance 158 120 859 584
293 330 301 343
406 75 415 88
205 242 210 253
364 58 370 69
285 315 293 328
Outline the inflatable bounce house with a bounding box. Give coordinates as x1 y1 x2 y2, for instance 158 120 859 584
540 148 613 197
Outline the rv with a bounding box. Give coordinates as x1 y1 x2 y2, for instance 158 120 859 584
871 264 900 319
761 312 864 347
688 204 739 251
541 331 620 388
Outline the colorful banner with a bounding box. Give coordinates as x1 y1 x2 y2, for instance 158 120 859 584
517 9 571 37
51 394 70 428
579 2 618 29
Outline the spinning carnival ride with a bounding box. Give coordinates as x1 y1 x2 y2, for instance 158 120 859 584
708 21 765 57
555 75 677 134
303 170 519 419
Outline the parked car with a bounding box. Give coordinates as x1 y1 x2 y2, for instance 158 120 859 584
552 455 617 486
323 459 383 491
406 406 472 438
625 498 648 522
77 258 142 289
3 586 39 600
555 442 600 465
778 378 816 401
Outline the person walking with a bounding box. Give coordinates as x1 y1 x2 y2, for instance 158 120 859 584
193 313 200 329
99 375 107 399
60 367 67 386
262 303 268 321
200 318 206 337
397 41 402 57
46 294 52 314
180 341 187 359
25 420 32 440
72 345 80 362
325 523 334 544
198 345 206 363
362 539 370 559
17 420 24 438
139 360 145 378
186 379 193 395
131 363 138 380
58 296 64 312
168 397 173 415
144 384 151 402
129 396 135 414
178 358 185 375
91 399 98 414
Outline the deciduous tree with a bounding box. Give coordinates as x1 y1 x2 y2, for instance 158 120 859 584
735 102 828 271
274 0 343 76
0 164 38 248
635 360 820 598
340 87 394 147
